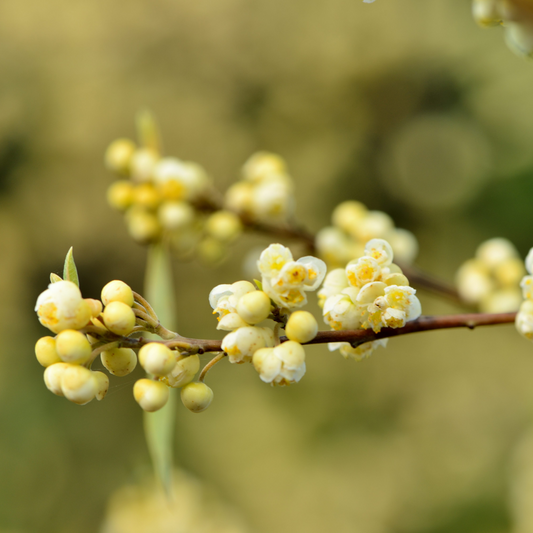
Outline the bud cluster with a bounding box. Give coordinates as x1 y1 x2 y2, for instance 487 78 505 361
105 135 242 264
315 200 418 269
456 238 524 312
472 0 533 58
210 244 323 386
318 238 421 360
35 275 205 412
225 152 295 225
515 249 533 340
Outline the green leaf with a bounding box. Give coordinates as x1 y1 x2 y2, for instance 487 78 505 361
136 110 161 153
63 247 79 287
50 273 63 283
143 243 178 495
253 279 263 290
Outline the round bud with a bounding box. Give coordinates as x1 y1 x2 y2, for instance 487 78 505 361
55 330 92 364
126 208 161 244
107 180 134 211
62 365 97 405
101 280 134 307
133 379 169 412
85 298 103 318
44 362 70 396
101 347 137 377
161 354 200 388
236 291 271 324
285 311 318 344
35 336 62 367
105 139 136 174
103 301 136 336
130 148 158 183
197 237 226 265
180 382 214 413
92 371 110 401
332 201 367 233
158 201 195 231
205 210 243 243
138 343 176 377
133 183 160 210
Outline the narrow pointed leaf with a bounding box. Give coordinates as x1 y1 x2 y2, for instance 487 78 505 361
50 273 63 283
136 110 161 153
63 247 79 287
143 243 177 495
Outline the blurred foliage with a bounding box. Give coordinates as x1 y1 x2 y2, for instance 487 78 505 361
3 0 533 532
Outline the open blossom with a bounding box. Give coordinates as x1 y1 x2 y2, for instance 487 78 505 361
329 340 388 361
252 341 306 386
221 326 275 364
209 281 256 331
258 244 326 310
35 280 92 334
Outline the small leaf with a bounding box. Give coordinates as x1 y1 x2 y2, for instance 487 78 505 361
136 110 161 153
50 273 63 283
253 279 263 290
63 247 79 287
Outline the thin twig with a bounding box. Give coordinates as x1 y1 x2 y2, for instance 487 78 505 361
199 352 226 382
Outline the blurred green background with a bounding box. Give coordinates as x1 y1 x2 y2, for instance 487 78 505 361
3 0 533 531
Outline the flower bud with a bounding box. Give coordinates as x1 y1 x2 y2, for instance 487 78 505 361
126 207 161 244
105 139 136 174
236 291 271 324
130 148 159 182
107 180 134 211
161 354 200 388
133 183 161 210
101 280 134 307
138 343 176 377
285 311 318 344
62 365 97 405
35 336 62 367
35 280 92 334
44 362 70 396
101 347 137 377
332 201 367 233
180 382 214 413
103 301 136 336
133 379 169 412
92 371 110 401
55 329 92 364
158 201 195 230
205 210 242 243
85 298 103 318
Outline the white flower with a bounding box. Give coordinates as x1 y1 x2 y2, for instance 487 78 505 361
516 300 533 340
35 281 92 334
317 268 349 308
328 339 388 361
252 341 306 386
209 280 256 330
364 238 394 267
346 256 381 287
525 248 533 275
153 158 209 201
258 244 326 310
221 326 275 364
323 293 364 331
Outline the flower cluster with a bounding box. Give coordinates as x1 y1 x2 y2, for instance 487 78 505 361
105 129 242 264
515 248 533 340
318 238 421 360
35 272 207 412
315 200 418 269
456 238 524 312
210 244 323 386
225 152 295 225
472 0 533 58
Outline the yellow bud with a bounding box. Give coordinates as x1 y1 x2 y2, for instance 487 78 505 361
285 311 318 344
236 291 271 324
126 207 161 244
62 365 97 405
332 201 367 233
205 210 242 243
55 330 92 364
35 336 62 367
92 371 109 401
101 347 137 377
138 343 176 377
43 362 70 396
180 382 214 413
133 379 169 412
107 180 135 211
197 237 226 265
105 138 136 174
101 280 134 307
103 301 136 336
85 298 103 318
161 354 200 388
133 183 161 210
